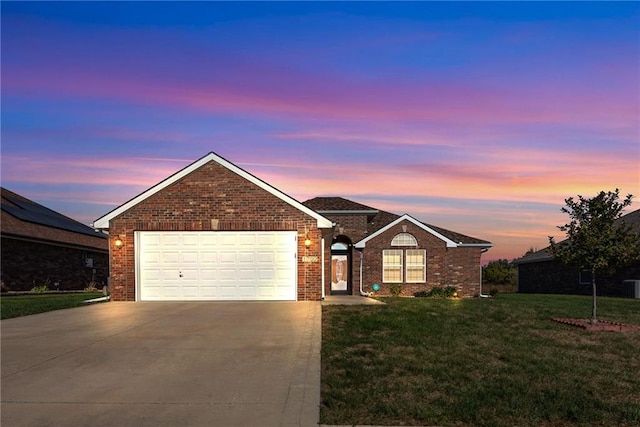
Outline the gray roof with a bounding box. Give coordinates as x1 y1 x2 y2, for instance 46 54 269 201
513 208 640 265
1 187 106 239
303 197 378 213
303 196 491 246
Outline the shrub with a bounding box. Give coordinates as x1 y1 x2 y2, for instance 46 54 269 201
84 282 100 293
389 284 402 297
1 281 9 293
444 286 458 298
31 278 50 293
428 286 445 297
489 288 499 297
415 286 459 298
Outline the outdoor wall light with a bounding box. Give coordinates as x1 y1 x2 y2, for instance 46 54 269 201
114 237 124 248
304 237 312 248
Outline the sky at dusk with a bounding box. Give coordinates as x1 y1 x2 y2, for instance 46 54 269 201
2 1 639 262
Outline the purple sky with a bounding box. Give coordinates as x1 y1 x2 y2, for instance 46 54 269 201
2 2 639 261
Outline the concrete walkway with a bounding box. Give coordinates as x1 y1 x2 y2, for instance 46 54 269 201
1 301 321 426
321 295 385 306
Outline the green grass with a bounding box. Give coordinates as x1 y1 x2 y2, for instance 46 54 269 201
321 294 640 427
1 293 105 320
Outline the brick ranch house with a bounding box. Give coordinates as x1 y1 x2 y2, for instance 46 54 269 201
1 187 108 292
513 208 640 297
93 152 492 301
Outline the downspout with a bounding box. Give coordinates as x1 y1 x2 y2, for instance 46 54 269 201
321 237 325 300
480 248 490 298
359 250 370 296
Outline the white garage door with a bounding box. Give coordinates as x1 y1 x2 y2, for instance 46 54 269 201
136 231 297 301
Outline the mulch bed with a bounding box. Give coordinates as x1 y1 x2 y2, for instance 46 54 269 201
553 317 640 332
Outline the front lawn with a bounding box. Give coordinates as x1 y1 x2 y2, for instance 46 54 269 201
321 294 640 427
1 293 105 320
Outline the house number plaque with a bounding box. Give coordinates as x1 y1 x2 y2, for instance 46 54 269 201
302 256 319 263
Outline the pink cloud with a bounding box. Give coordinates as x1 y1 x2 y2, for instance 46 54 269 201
4 34 637 134
1 154 189 188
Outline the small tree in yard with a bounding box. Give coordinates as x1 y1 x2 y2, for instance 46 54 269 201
549 189 640 324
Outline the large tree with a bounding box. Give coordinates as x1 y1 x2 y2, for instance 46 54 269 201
549 189 640 324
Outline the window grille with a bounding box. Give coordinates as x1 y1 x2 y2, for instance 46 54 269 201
391 233 417 246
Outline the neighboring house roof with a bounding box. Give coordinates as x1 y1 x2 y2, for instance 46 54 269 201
93 152 333 229
513 208 640 265
1 187 107 251
303 196 492 249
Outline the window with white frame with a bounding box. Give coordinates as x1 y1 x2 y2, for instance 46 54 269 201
391 233 418 246
405 249 426 283
383 249 403 282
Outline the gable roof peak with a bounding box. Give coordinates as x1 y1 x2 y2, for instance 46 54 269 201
93 152 332 229
355 213 493 249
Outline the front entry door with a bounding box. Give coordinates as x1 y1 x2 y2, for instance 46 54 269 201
331 253 350 294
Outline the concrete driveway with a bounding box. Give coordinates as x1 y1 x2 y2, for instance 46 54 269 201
1 301 321 426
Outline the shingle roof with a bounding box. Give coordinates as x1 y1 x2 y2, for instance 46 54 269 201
1 187 107 251
303 197 378 213
513 208 640 265
303 196 491 246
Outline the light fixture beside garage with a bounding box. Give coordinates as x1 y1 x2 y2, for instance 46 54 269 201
304 237 312 248
114 236 123 249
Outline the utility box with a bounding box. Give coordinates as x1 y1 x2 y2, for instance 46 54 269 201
622 280 640 298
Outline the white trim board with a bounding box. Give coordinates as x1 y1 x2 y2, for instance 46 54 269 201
355 214 461 249
93 152 333 230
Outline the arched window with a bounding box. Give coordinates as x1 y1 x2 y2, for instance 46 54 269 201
331 242 348 250
391 233 417 247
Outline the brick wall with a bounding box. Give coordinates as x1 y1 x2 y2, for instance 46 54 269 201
517 260 640 297
108 160 324 301
361 220 483 297
1 237 108 291
328 214 369 243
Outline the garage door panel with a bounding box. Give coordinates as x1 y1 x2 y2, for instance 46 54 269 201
142 252 161 264
257 269 274 280
274 251 292 263
237 269 256 280
138 231 297 301
219 234 237 247
162 235 180 246
200 251 217 264
181 251 199 264
161 251 180 265
238 251 255 263
256 252 275 263
200 237 217 250
237 234 256 246
256 233 275 246
201 287 218 298
219 252 237 263
181 286 199 298
182 234 199 246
